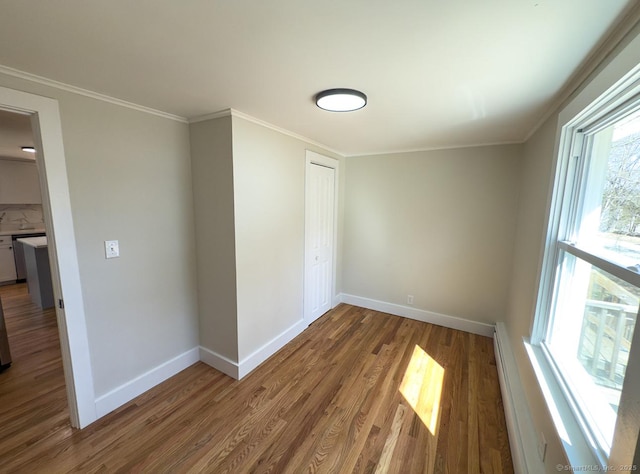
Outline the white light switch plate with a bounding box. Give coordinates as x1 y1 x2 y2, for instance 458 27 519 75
105 240 120 259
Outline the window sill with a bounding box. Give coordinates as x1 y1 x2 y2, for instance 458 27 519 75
524 339 607 469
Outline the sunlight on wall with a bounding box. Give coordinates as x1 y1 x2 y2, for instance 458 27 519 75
399 345 445 436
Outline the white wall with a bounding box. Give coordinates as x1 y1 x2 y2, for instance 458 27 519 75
0 72 199 398
231 115 344 361
342 145 522 325
190 116 238 361
189 113 343 372
504 115 568 470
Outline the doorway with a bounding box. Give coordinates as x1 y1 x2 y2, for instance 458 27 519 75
304 150 339 325
0 86 95 428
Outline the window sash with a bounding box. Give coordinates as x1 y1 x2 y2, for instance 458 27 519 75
530 126 580 345
558 241 640 289
534 93 640 344
542 247 640 455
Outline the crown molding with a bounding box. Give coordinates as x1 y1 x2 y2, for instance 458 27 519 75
189 108 344 157
347 139 523 158
188 109 232 123
0 65 188 123
523 3 640 142
192 108 523 158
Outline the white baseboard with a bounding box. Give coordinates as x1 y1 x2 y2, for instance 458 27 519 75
199 346 239 379
238 318 307 379
94 347 200 419
338 293 495 337
494 322 542 474
332 294 342 308
199 318 308 380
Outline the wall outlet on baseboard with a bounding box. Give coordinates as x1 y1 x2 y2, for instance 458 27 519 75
537 432 547 462
407 295 414 305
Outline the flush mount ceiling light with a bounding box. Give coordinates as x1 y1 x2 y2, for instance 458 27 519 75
315 88 367 112
21 146 36 153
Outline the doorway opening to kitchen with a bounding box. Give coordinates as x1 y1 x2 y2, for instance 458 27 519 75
0 109 48 282
0 107 62 423
0 86 95 429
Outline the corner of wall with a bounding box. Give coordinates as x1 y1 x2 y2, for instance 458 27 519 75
189 115 239 363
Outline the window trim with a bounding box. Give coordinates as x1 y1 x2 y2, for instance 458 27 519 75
530 64 640 469
534 69 640 345
525 339 606 467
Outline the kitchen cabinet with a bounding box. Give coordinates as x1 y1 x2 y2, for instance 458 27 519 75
0 160 42 204
0 235 16 283
13 233 45 281
18 236 53 308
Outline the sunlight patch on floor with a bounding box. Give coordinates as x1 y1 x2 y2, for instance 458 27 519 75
399 344 444 436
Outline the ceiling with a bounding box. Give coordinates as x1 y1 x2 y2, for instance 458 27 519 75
0 0 634 156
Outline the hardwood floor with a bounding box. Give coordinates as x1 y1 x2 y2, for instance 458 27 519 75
0 284 513 473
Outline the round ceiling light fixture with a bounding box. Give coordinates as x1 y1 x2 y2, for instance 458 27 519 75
315 88 367 112
21 146 36 153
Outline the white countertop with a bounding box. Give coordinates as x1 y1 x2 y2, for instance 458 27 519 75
17 236 48 248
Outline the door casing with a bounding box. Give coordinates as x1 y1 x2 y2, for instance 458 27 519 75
0 86 96 428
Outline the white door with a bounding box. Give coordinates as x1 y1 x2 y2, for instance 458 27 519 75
304 154 337 324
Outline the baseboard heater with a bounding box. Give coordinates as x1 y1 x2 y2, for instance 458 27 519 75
494 322 542 474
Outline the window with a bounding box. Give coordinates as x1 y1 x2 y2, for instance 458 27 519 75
535 94 640 462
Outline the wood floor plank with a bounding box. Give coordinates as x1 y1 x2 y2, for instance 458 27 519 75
0 286 513 473
375 403 407 474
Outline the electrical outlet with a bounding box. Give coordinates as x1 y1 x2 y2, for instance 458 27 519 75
105 240 120 259
537 432 547 462
407 295 414 305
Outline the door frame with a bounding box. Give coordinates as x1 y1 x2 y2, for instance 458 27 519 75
303 150 339 325
0 86 96 428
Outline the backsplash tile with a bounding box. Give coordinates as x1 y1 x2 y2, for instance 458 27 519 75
0 204 44 228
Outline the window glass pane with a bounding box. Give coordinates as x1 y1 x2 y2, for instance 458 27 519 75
578 109 640 268
548 251 640 450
